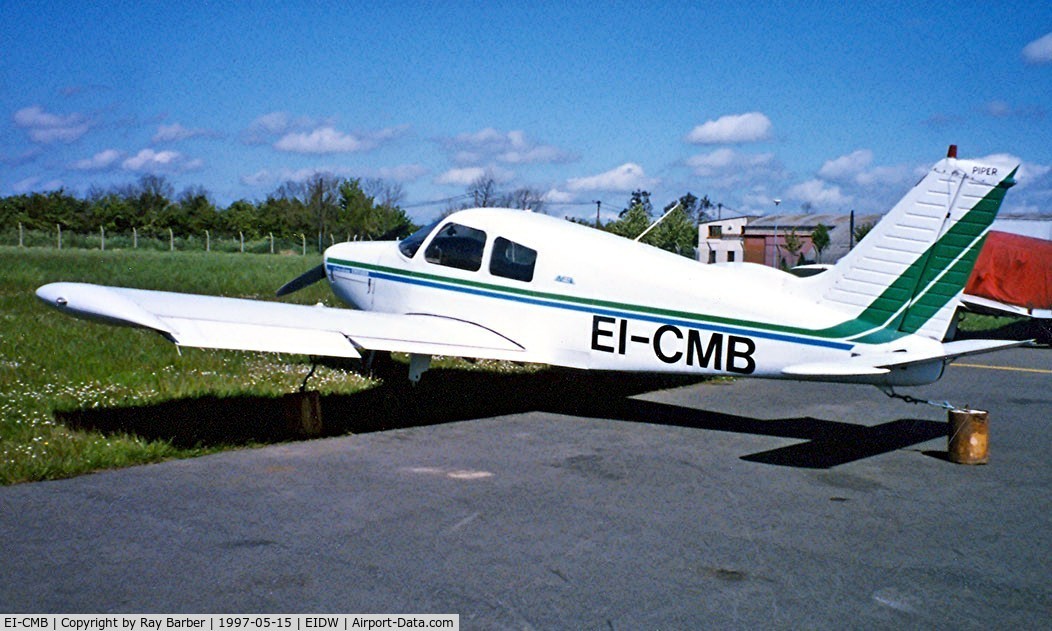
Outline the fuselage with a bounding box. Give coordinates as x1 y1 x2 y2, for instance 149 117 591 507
322 208 944 384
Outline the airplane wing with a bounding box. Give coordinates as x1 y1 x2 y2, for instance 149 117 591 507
781 339 1030 379
961 294 1052 320
35 282 526 360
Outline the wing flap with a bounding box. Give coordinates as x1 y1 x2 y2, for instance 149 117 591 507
37 282 525 360
160 317 362 358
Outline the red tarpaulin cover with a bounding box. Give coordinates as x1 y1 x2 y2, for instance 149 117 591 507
965 231 1052 310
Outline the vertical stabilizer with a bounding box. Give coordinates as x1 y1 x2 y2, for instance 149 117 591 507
817 150 1017 341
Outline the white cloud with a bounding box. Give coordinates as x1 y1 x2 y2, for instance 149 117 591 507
274 127 366 154
541 188 575 204
980 100 1044 120
816 149 913 191
817 150 873 181
153 123 214 143
685 112 772 144
370 164 428 182
976 153 1051 186
853 165 912 187
435 167 487 186
242 111 334 144
272 124 407 154
688 148 775 175
685 148 783 189
12 176 64 193
239 166 359 188
240 169 275 187
784 179 851 208
72 149 122 171
1022 32 1052 64
13 105 91 143
566 163 656 192
252 111 295 135
434 166 514 186
443 127 575 165
122 149 203 172
241 162 428 190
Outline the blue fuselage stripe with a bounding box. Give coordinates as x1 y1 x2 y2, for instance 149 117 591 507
329 263 854 351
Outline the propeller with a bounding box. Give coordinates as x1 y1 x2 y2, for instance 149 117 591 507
276 263 327 297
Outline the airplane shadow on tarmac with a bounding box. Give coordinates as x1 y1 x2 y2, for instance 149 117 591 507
57 360 947 470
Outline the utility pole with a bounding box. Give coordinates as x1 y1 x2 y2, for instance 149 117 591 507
594 200 601 228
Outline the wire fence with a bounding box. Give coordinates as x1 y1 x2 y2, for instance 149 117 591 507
0 224 354 255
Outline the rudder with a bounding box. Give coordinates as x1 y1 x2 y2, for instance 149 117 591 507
816 148 1017 342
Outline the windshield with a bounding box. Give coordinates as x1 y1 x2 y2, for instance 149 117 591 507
398 220 441 258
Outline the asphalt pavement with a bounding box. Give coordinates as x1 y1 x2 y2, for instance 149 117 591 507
1 347 1049 628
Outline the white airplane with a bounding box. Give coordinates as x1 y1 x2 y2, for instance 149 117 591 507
37 148 1025 391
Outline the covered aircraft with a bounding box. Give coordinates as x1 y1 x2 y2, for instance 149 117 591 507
37 148 1024 390
962 230 1052 320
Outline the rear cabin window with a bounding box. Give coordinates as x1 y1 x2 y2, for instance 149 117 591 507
424 222 487 271
489 237 537 282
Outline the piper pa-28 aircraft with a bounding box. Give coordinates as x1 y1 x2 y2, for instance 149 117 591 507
37 148 1025 392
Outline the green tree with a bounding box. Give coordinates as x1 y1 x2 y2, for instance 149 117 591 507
811 223 831 262
306 174 341 250
18 190 88 231
781 228 803 269
258 188 309 237
221 199 263 239
124 175 174 235
625 189 653 217
853 221 874 245
89 193 134 232
336 178 378 239
605 203 651 240
649 202 697 257
171 186 218 235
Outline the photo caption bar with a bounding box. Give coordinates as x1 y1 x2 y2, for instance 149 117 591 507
1 616 458 631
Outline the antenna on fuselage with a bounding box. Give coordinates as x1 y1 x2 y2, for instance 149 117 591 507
634 201 683 242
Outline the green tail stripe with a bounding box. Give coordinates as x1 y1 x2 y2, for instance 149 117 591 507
897 169 1014 333
813 166 1015 340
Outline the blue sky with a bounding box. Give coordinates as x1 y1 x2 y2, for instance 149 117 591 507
2 1 1051 223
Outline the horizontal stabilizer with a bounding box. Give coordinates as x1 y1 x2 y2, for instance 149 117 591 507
780 363 890 378
783 339 1028 382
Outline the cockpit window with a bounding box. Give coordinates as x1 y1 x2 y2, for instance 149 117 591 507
398 220 440 258
489 237 537 282
424 222 487 271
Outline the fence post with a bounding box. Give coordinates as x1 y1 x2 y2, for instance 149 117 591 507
18 222 23 247
240 231 244 253
269 233 274 254
301 234 306 256
206 230 210 252
57 224 62 250
169 228 174 252
100 226 105 251
133 227 138 249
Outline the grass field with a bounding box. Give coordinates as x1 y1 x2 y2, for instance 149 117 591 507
0 246 379 485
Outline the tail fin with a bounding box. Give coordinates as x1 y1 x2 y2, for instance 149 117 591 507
816 148 1017 342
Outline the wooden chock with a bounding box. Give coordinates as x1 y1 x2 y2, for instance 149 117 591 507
948 408 989 465
282 391 323 437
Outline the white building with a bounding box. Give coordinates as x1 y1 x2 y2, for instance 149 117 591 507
697 216 750 264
